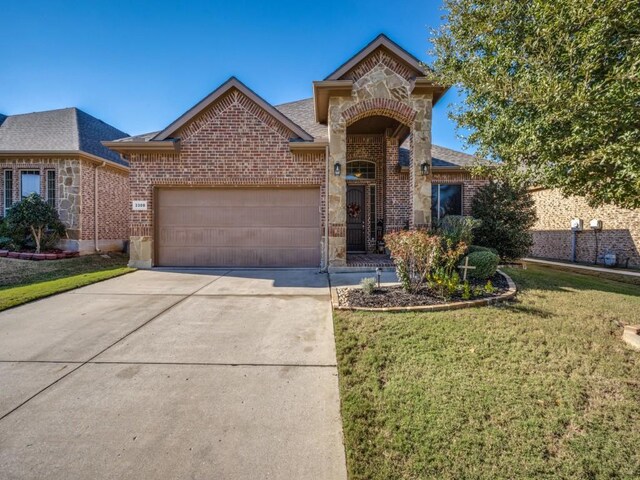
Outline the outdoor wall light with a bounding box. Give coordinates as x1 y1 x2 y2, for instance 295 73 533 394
334 162 342 176
420 161 430 176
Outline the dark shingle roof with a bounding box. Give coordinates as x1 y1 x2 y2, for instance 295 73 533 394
0 114 6 126
276 97 493 169
0 107 129 166
275 98 328 141
111 131 160 143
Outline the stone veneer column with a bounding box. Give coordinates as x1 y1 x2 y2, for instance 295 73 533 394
327 97 347 266
129 235 152 269
410 95 433 228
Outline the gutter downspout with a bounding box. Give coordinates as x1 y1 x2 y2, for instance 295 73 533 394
94 162 105 252
322 144 330 272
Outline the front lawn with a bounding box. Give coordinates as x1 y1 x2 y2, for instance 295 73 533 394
0 253 133 311
334 265 640 479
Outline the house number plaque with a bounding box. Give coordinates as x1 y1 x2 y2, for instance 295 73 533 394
132 200 147 211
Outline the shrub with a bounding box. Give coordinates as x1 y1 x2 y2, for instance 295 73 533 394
439 215 481 247
465 251 500 280
3 193 66 253
468 245 499 256
385 230 441 293
360 277 376 295
428 268 461 300
471 181 537 261
0 236 15 250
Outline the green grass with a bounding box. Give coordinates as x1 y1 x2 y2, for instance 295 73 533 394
0 252 130 288
0 253 134 311
334 265 640 479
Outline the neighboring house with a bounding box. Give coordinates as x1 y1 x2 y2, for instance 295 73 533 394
530 188 640 268
0 107 130 253
105 34 492 269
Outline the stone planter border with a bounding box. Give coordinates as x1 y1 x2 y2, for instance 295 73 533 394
331 270 517 312
0 250 79 261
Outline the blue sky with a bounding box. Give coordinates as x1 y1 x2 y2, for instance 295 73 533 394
0 0 470 151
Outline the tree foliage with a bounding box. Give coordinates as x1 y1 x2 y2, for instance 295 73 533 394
430 0 640 208
471 181 537 260
3 193 65 253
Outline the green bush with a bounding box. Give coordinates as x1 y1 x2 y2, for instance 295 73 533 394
0 236 15 250
3 194 66 253
471 181 537 261
439 215 481 247
360 277 376 295
465 251 500 280
468 245 499 256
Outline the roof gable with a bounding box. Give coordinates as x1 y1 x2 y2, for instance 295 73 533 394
325 34 427 81
153 77 313 142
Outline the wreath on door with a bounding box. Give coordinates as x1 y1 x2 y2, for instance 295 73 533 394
347 203 361 218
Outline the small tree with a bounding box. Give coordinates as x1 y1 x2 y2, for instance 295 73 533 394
471 181 536 261
385 230 441 293
4 193 65 253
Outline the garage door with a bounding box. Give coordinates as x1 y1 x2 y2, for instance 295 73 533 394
156 187 321 267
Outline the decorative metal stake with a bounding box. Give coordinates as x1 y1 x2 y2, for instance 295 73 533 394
376 267 382 288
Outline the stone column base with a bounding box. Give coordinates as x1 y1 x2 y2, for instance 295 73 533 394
129 236 153 269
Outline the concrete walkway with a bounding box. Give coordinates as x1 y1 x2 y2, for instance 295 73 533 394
0 269 347 480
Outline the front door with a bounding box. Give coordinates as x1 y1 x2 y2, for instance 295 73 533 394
346 185 366 252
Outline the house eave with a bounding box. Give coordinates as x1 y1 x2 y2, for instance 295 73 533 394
411 78 449 106
0 150 129 172
289 141 329 153
313 80 354 124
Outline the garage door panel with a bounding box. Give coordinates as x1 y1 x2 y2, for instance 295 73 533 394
158 205 319 228
156 188 321 267
159 227 320 248
158 246 320 268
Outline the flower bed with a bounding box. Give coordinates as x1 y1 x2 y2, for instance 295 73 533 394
334 270 517 312
0 250 79 261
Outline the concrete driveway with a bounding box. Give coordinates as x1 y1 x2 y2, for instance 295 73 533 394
0 269 347 480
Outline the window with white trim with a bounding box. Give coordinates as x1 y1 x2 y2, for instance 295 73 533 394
46 170 56 208
3 170 13 217
431 184 463 222
20 171 40 199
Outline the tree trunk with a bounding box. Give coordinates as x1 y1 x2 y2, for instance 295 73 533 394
30 225 41 254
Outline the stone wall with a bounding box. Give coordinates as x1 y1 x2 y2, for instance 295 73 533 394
126 89 326 268
327 59 433 265
0 157 81 239
530 188 640 268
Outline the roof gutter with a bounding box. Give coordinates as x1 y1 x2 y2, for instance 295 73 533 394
0 150 129 172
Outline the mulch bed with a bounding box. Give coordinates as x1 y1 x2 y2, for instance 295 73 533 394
337 272 509 308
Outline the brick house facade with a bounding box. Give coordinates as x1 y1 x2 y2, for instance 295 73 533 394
0 108 130 253
105 34 491 269
530 188 640 268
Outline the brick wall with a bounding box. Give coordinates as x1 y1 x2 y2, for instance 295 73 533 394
530 188 640 268
432 171 488 216
127 88 326 247
384 136 411 231
80 160 130 242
